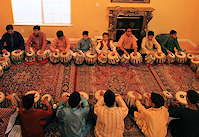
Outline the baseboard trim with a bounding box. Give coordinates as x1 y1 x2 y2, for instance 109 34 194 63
178 39 197 47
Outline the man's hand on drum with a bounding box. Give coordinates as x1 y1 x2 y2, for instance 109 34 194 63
6 93 14 100
43 97 50 106
2 49 8 54
80 93 84 98
149 53 154 56
91 51 95 55
0 57 5 61
100 90 104 97
16 49 21 53
133 92 139 100
101 51 106 55
172 100 180 107
61 95 69 102
177 51 181 55
39 49 44 54
111 52 115 56
133 52 137 56
167 50 172 54
157 52 162 56
124 50 129 55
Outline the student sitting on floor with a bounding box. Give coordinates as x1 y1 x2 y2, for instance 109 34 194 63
94 90 128 137
132 92 169 137
19 94 53 137
57 91 92 137
168 90 199 137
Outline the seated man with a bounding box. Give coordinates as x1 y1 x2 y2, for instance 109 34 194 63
0 24 24 54
94 90 128 137
25 25 49 55
117 28 138 56
133 92 169 137
0 93 18 137
57 91 91 137
140 31 162 60
169 90 199 137
19 94 52 137
95 32 116 57
50 30 70 54
161 30 182 55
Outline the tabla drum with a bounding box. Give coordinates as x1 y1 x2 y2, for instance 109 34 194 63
50 52 60 64
41 94 54 110
74 52 85 65
11 50 24 64
175 52 187 64
187 52 195 63
166 53 176 64
79 92 89 100
62 92 70 97
163 91 173 106
108 51 120 65
85 50 97 65
3 52 10 58
0 92 5 108
0 66 3 78
95 90 106 100
154 52 166 65
190 58 199 70
60 50 73 63
141 93 151 108
125 91 142 108
25 91 40 108
130 52 142 66
25 52 36 65
0 57 11 71
175 91 188 107
144 54 156 66
98 53 108 65
120 54 130 66
37 50 48 64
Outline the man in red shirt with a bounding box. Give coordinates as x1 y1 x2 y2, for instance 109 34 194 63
19 94 52 137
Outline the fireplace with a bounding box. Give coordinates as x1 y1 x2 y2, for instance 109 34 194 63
108 7 154 42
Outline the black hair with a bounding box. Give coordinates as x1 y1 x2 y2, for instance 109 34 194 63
33 25 40 30
56 30 64 38
104 90 115 107
125 27 131 32
22 94 34 110
6 25 13 31
69 91 81 108
187 90 199 104
102 32 109 36
151 92 165 108
170 30 177 35
148 31 154 36
82 31 88 36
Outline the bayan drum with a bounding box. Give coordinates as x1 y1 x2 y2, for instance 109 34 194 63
166 53 176 64
11 50 24 64
0 57 11 70
130 52 142 66
41 94 54 110
154 52 166 65
95 90 106 100
175 91 188 107
125 91 142 108
163 91 173 106
98 53 108 65
25 52 36 65
25 91 40 108
120 54 130 66
50 51 60 64
79 92 89 100
0 66 3 78
37 50 48 64
59 50 73 63
175 52 187 64
190 58 199 70
144 54 156 66
85 50 97 65
74 52 85 65
3 52 10 58
107 51 120 65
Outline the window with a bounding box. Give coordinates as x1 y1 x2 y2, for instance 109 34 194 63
12 0 71 25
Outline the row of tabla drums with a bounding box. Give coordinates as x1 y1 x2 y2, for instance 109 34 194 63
125 91 189 108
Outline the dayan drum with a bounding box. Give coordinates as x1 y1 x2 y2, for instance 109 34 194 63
37 50 48 63
0 92 5 108
154 52 166 65
163 91 173 106
95 90 106 100
0 66 3 77
3 52 10 58
85 50 97 65
120 54 130 66
98 53 108 65
60 50 73 63
41 94 54 110
190 58 199 70
144 54 156 66
74 52 85 65
0 57 11 70
166 53 176 64
25 91 40 108
175 52 187 64
130 52 142 66
25 52 36 65
175 91 188 107
50 52 60 64
187 52 195 63
79 92 89 100
125 91 142 108
108 51 120 65
11 50 24 64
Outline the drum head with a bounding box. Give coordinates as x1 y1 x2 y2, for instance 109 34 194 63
37 50 47 55
108 51 118 59
175 52 186 58
25 91 40 103
130 52 141 59
163 91 173 98
85 50 97 57
168 53 175 58
95 90 106 100
3 52 10 58
187 53 195 60
41 94 52 102
175 91 187 104
62 92 70 97
154 52 165 59
79 92 89 100
26 52 34 57
127 91 142 100
0 92 5 103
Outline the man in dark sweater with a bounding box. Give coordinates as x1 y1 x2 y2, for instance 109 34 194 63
0 25 24 54
169 90 199 137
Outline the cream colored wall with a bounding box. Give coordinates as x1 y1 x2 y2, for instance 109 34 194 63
0 0 198 44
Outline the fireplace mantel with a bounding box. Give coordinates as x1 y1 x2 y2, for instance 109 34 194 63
108 7 155 41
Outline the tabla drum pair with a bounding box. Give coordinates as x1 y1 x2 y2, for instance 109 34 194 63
50 49 60 64
175 91 188 107
98 53 108 66
108 51 120 65
59 50 73 64
85 50 97 65
166 53 176 64
120 54 130 66
11 50 24 64
25 52 36 65
163 91 173 106
175 52 187 64
125 91 142 108
130 52 142 66
74 52 85 65
37 50 49 64
144 54 156 66
154 52 166 65
0 57 11 71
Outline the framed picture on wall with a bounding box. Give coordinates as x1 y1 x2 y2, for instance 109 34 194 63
111 0 150 3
